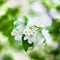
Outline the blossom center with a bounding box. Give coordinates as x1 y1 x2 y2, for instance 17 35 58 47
29 34 33 38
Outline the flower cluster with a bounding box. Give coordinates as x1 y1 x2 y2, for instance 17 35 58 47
11 17 47 51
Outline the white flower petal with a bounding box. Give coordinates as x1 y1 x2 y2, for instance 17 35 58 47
24 36 28 40
11 29 18 36
28 39 33 44
14 35 21 41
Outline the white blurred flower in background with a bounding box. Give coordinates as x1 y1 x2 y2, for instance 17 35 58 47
51 0 60 4
49 8 60 19
0 32 8 44
31 1 46 13
30 1 52 27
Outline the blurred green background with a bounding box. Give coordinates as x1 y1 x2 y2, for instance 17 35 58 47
0 0 60 60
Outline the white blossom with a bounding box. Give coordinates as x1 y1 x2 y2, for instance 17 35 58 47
11 27 23 41
11 18 24 41
11 29 18 36
51 0 60 5
11 18 46 45
23 25 45 44
23 25 37 44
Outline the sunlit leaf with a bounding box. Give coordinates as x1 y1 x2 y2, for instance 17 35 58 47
23 16 28 26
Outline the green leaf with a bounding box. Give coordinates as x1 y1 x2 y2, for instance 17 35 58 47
14 16 28 27
23 16 28 26
22 34 33 52
0 0 7 6
34 25 43 31
56 5 60 11
0 43 3 52
3 54 14 60
14 21 23 27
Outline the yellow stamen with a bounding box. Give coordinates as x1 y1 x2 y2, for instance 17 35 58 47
29 34 33 38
